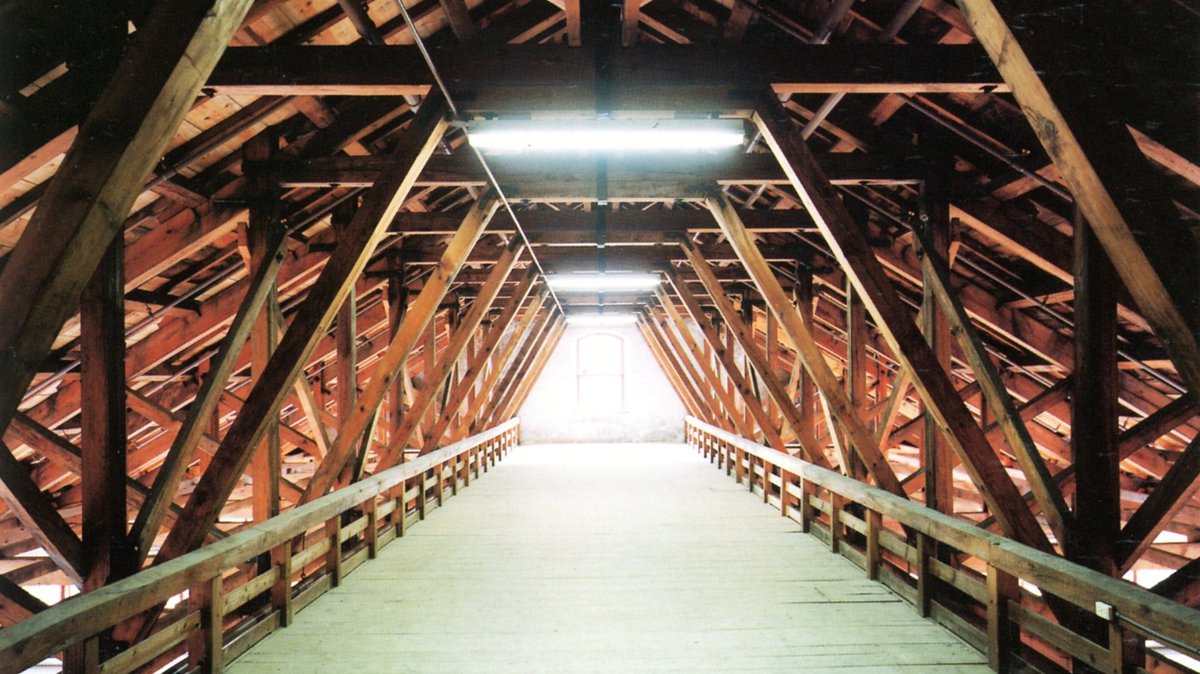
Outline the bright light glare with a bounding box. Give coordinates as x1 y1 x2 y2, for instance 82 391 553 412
467 119 745 154
565 314 638 327
548 273 661 293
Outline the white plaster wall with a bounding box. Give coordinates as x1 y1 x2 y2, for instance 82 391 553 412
518 325 686 443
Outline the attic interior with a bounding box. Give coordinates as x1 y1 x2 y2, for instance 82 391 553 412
0 0 1198 672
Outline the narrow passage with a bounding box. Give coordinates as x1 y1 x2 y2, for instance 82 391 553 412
232 443 990 673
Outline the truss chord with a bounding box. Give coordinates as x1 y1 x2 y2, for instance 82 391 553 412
843 184 1186 396
391 0 566 316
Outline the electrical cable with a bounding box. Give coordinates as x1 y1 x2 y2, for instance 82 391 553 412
392 0 566 316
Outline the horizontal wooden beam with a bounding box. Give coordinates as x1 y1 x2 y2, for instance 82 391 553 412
390 208 818 235
257 152 915 193
206 44 1008 102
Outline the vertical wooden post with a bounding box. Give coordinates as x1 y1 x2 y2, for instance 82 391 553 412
921 186 953 515
67 229 130 674
188 575 223 674
386 252 408 466
399 481 412 536
845 277 868 480
986 564 1018 671
866 509 881 581
437 462 446 505
915 531 932 617
271 541 293 627
417 473 428 520
780 470 791 517
1069 208 1120 575
245 132 282 526
1106 619 1142 674
829 493 844 553
326 517 343 587
365 498 379 559
79 233 131 590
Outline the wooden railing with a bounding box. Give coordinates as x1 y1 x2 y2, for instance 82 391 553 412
0 420 520 674
685 416 1200 674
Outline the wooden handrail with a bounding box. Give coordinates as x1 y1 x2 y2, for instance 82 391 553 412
0 420 519 674
685 416 1200 671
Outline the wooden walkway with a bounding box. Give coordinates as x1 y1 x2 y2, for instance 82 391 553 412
230 444 991 673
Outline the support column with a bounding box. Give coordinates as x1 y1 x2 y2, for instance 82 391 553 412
921 179 953 515
1069 209 1119 575
68 233 134 669
333 200 359 487
246 133 281 524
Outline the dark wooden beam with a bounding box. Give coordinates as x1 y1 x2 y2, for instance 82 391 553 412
421 271 538 451
0 574 47 627
205 44 1009 100
1068 214 1120 573
0 0 256 448
0 445 83 585
300 199 501 501
374 244 523 468
78 234 133 591
246 134 283 525
953 0 1200 397
1152 556 1200 608
1117 435 1200 572
146 98 450 584
437 0 477 41
752 100 1053 551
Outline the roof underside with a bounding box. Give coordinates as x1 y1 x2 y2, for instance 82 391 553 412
0 0 1196 615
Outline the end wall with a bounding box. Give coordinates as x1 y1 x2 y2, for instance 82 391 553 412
518 325 685 443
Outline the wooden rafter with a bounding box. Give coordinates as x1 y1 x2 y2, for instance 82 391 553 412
0 0 256 446
147 96 451 585
750 101 1050 551
658 272 788 452
952 0 1200 396
374 242 524 470
302 198 502 500
676 243 832 469
704 196 905 496
420 270 540 451
913 224 1072 544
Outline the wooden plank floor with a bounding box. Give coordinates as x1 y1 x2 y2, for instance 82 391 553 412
230 443 991 673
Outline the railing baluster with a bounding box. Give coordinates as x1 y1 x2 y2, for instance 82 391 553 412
829 492 844 553
188 575 223 674
272 541 294 627
915 531 931 618
798 477 811 533
365 497 379 559
986 563 1018 672
780 470 791 518
866 509 881 581
417 472 428 520
326 516 343 588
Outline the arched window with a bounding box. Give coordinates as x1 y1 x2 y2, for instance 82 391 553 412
577 332 624 413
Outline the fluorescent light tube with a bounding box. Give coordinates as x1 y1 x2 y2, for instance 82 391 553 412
467 119 745 154
565 314 638 327
547 273 661 293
